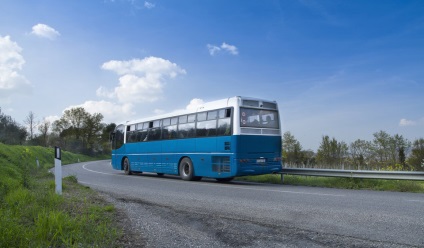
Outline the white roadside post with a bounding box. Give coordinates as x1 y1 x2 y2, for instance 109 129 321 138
54 146 62 195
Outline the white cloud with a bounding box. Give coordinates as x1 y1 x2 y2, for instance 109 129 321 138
44 115 60 124
100 56 186 104
207 44 221 56
186 98 204 111
207 42 239 56
153 109 165 115
221 42 239 55
144 1 155 9
31 23 60 40
0 35 31 101
399 118 417 127
399 118 424 127
65 100 135 124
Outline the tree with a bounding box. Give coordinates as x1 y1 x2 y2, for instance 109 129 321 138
316 136 348 169
407 138 424 171
390 134 411 168
23 111 38 140
372 131 411 170
282 131 303 167
83 113 104 154
0 108 28 144
372 130 391 169
52 107 109 155
350 139 374 170
38 118 51 147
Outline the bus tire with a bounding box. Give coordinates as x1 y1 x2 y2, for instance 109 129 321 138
123 158 132 175
179 157 195 181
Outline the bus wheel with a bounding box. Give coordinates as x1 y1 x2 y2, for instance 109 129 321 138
216 177 234 182
179 157 194 181
157 173 164 176
123 158 132 175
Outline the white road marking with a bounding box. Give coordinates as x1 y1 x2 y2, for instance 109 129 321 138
80 161 346 197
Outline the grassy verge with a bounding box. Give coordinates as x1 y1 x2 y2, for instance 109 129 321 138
0 143 122 247
237 174 424 193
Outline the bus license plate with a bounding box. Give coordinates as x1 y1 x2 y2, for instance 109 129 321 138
257 158 266 164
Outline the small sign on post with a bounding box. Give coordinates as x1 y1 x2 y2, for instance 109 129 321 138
54 146 62 195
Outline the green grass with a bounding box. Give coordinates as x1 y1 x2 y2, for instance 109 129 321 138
237 174 424 193
0 143 121 247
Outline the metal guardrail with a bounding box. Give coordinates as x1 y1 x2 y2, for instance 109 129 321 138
280 168 424 181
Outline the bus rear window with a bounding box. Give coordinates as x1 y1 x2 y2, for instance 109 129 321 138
240 108 279 129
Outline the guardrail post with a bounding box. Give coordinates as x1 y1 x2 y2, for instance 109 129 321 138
54 146 62 195
281 173 284 184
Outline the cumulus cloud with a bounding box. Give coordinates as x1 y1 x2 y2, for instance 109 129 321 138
186 98 205 111
31 23 60 40
144 1 155 9
65 100 135 123
207 42 239 56
399 118 424 127
100 56 186 103
221 42 239 55
399 118 416 126
0 35 31 101
44 115 60 124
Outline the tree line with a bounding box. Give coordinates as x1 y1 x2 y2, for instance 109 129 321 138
0 107 115 156
2 107 423 170
283 131 424 171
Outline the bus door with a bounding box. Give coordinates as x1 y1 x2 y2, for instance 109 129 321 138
111 125 125 170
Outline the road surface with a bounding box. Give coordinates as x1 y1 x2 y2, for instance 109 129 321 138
62 160 424 247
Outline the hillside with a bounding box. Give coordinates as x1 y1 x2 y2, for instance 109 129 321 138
0 143 121 247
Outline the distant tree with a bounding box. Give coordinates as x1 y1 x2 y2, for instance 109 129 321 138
38 118 51 147
100 123 116 155
407 138 424 171
316 136 348 169
372 131 392 169
83 113 104 154
0 108 28 144
52 107 110 155
23 111 38 140
390 134 411 168
300 149 316 167
282 131 303 167
372 131 411 170
62 107 88 140
350 139 374 170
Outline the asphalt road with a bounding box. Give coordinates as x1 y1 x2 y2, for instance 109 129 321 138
62 160 424 247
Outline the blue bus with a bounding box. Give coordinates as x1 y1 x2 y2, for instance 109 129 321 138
110 96 282 181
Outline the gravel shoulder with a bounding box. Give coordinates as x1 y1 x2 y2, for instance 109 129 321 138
100 191 414 248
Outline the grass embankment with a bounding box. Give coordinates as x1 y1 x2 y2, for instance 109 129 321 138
238 174 424 193
0 143 121 247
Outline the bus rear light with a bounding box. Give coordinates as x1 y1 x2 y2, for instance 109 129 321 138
273 157 282 162
239 159 249 163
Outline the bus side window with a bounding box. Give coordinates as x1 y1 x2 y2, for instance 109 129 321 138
114 125 125 149
217 119 231 136
149 128 161 141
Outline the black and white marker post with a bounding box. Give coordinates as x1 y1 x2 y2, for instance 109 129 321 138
54 146 62 195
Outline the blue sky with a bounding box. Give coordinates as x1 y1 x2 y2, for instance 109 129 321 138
0 0 423 150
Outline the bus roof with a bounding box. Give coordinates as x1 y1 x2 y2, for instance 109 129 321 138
122 96 277 126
